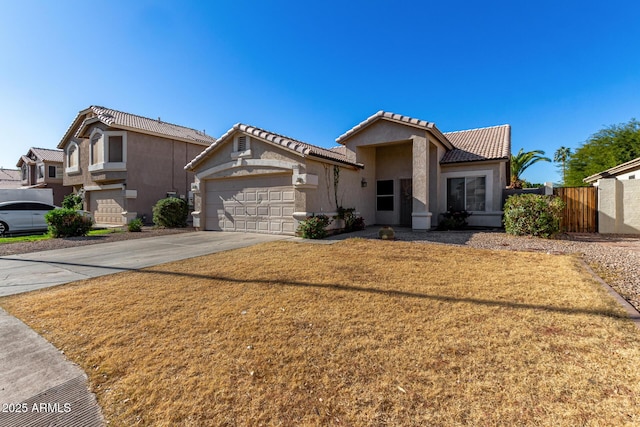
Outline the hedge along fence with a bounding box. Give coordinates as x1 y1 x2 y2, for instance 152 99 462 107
503 193 565 238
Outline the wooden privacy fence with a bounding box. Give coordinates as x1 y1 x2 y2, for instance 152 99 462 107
553 187 597 233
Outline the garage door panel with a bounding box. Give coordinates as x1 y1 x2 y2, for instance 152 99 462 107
90 189 124 225
205 175 295 235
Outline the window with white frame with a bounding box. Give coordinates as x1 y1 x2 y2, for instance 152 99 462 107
37 164 44 180
446 176 486 211
88 129 127 171
21 164 28 180
66 141 80 173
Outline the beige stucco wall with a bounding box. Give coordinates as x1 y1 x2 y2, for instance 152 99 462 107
597 178 640 234
439 161 507 227
60 123 208 223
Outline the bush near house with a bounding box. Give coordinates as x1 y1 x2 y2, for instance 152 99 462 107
128 218 144 232
45 208 93 238
297 214 332 239
152 198 189 228
437 210 472 230
503 194 565 238
61 193 83 210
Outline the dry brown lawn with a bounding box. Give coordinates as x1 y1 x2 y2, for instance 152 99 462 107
2 239 640 426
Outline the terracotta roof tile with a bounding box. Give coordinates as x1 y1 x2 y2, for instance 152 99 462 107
30 147 64 163
0 168 21 189
335 111 452 148
441 125 511 164
186 124 362 170
86 106 216 145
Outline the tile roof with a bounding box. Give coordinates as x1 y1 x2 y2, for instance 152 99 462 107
30 147 64 163
335 111 452 148
186 124 362 170
441 125 511 164
0 168 21 189
583 156 640 183
59 105 216 148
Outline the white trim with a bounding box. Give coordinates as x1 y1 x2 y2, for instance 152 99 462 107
65 140 80 174
441 168 494 212
89 128 127 172
196 158 301 180
84 183 125 191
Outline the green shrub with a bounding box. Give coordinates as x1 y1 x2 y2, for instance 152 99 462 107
61 193 83 210
128 218 144 232
45 208 93 237
437 210 472 230
335 206 365 232
297 214 332 239
503 194 565 238
152 197 189 228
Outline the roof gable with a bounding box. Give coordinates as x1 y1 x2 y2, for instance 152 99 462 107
441 125 511 164
186 124 362 171
584 156 640 183
16 147 64 167
335 111 452 149
58 106 216 148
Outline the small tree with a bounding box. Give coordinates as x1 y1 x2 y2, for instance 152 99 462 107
503 194 565 238
153 197 189 228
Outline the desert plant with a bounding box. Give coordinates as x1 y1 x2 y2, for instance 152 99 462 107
437 210 472 230
128 218 144 232
61 193 84 210
153 197 189 228
45 208 93 237
503 193 565 238
297 214 332 239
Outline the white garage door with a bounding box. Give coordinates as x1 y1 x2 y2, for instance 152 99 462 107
204 175 295 235
89 189 125 225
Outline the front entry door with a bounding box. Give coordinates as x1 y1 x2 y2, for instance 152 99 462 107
399 178 412 226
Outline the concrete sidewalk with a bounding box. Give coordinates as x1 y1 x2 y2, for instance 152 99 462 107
0 231 290 426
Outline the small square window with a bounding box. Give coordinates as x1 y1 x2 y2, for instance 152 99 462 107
48 165 57 178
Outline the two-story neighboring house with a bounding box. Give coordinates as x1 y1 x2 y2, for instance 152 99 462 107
57 106 216 225
16 147 71 205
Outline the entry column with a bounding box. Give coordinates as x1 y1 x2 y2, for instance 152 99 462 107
412 136 432 230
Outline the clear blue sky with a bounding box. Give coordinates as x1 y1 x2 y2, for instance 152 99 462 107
1 0 639 184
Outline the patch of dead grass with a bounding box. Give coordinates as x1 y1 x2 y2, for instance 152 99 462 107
2 239 640 426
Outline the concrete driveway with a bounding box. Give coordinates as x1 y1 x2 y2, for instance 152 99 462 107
0 231 292 297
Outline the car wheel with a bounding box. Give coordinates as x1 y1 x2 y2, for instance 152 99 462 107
0 221 7 236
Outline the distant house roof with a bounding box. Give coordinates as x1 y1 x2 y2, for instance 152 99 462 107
57 105 216 148
16 147 64 167
186 123 363 171
0 168 21 189
441 125 511 164
583 156 640 183
335 111 453 149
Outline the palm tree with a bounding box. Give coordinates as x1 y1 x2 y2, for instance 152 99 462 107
553 146 572 185
509 148 551 188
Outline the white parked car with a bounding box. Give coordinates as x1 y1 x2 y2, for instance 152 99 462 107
0 201 58 236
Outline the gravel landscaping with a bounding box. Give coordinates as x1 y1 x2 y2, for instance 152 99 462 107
2 226 640 313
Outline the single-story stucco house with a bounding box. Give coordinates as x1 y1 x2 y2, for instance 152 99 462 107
584 157 640 234
185 111 511 235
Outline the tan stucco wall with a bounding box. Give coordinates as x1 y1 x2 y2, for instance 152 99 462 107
60 124 208 223
597 178 640 234
439 161 507 227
